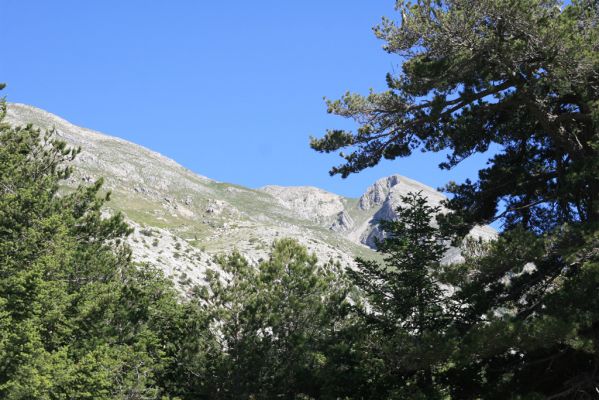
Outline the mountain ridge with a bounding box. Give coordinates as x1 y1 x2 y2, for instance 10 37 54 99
4 102 495 291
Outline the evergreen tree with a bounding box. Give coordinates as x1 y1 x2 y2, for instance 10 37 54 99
199 239 353 399
311 1 599 398
349 192 452 399
436 225 599 399
0 89 211 399
311 0 598 234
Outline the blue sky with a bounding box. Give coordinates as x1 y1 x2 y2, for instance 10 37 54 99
1 1 492 197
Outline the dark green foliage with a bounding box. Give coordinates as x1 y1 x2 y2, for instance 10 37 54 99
311 0 599 234
437 223 599 399
311 1 599 398
197 239 355 399
348 193 599 399
3 0 598 395
0 97 362 398
348 192 452 399
352 192 448 334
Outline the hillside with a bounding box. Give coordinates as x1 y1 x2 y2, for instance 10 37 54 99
5 103 495 290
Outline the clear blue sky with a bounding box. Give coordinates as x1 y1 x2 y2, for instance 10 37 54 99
1 0 491 197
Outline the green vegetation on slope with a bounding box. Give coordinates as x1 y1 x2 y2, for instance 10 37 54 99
0 95 360 398
0 97 200 398
1 0 598 398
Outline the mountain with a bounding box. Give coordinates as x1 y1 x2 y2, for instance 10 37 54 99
5 103 495 291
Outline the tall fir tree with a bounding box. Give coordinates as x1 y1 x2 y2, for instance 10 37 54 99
349 192 452 399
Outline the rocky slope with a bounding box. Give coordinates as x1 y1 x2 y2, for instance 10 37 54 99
5 103 495 289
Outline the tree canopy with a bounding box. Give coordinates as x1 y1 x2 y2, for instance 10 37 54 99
311 0 598 233
1 1 598 398
0 90 213 399
312 1 599 398
0 95 359 398
197 239 354 399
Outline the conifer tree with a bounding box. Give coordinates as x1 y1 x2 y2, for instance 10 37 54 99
312 1 599 397
199 239 352 399
349 192 451 399
0 89 209 399
311 0 599 234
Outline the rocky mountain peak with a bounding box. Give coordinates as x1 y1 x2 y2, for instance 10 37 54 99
358 175 399 210
357 174 445 210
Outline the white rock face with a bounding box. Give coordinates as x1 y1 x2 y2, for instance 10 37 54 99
5 103 497 282
126 221 211 292
330 211 354 232
359 175 401 210
260 185 345 222
346 175 495 256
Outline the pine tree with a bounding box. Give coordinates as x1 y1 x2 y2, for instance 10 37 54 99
311 2 599 397
311 0 599 234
